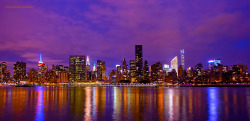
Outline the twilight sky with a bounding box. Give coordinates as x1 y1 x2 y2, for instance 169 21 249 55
0 0 249 74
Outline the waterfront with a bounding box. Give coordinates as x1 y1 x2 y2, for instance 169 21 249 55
0 86 249 121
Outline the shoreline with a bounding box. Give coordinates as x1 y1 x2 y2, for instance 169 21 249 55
1 84 250 87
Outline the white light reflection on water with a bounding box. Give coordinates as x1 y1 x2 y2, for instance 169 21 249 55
92 87 97 119
84 87 92 121
34 87 45 121
208 87 218 121
169 89 174 121
112 87 121 121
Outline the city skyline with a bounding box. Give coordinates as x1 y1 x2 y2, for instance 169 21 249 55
0 0 249 75
0 46 249 76
0 0 249 120
0 46 249 80
1 45 248 84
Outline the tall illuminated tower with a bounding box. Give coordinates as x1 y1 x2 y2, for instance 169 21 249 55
38 53 47 83
38 53 43 75
135 45 143 81
93 62 96 71
122 58 127 74
86 56 90 71
86 56 91 80
69 55 86 82
180 49 184 69
38 54 43 66
122 58 128 80
171 56 178 75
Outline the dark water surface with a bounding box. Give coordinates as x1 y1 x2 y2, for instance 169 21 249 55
0 86 249 121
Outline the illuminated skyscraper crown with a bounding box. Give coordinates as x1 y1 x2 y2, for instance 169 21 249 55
38 53 43 66
93 62 96 71
86 56 90 65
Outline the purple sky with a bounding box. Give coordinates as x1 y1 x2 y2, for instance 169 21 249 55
0 0 249 74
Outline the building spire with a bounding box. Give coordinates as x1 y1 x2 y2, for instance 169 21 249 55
86 56 90 65
40 53 42 62
38 53 43 66
93 62 96 71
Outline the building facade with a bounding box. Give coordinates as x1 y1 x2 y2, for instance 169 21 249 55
97 60 106 80
13 60 26 81
69 55 86 82
143 60 149 81
171 56 178 75
29 68 38 83
135 45 143 81
180 49 185 69
130 60 136 82
0 62 8 82
58 71 69 83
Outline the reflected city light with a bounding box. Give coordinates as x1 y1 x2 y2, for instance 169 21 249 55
169 89 174 121
92 87 97 118
0 87 249 120
112 87 121 121
35 87 45 121
208 88 218 121
84 87 92 121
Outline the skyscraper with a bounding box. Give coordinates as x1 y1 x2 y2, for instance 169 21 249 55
130 60 136 82
208 59 221 70
97 60 102 80
122 58 129 80
151 62 162 82
116 65 122 81
38 54 47 83
180 49 185 69
13 60 26 81
29 68 38 83
86 56 90 71
0 62 8 82
86 56 91 81
178 65 184 79
208 60 214 70
122 58 127 74
171 56 178 75
143 60 149 81
97 60 106 80
58 71 69 83
122 58 127 72
69 55 86 82
135 45 143 81
92 62 97 80
38 53 43 75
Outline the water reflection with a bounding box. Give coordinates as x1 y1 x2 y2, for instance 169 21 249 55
35 87 45 121
92 87 97 119
247 90 250 120
0 87 249 121
84 87 92 121
112 87 121 121
207 88 218 121
168 89 174 121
